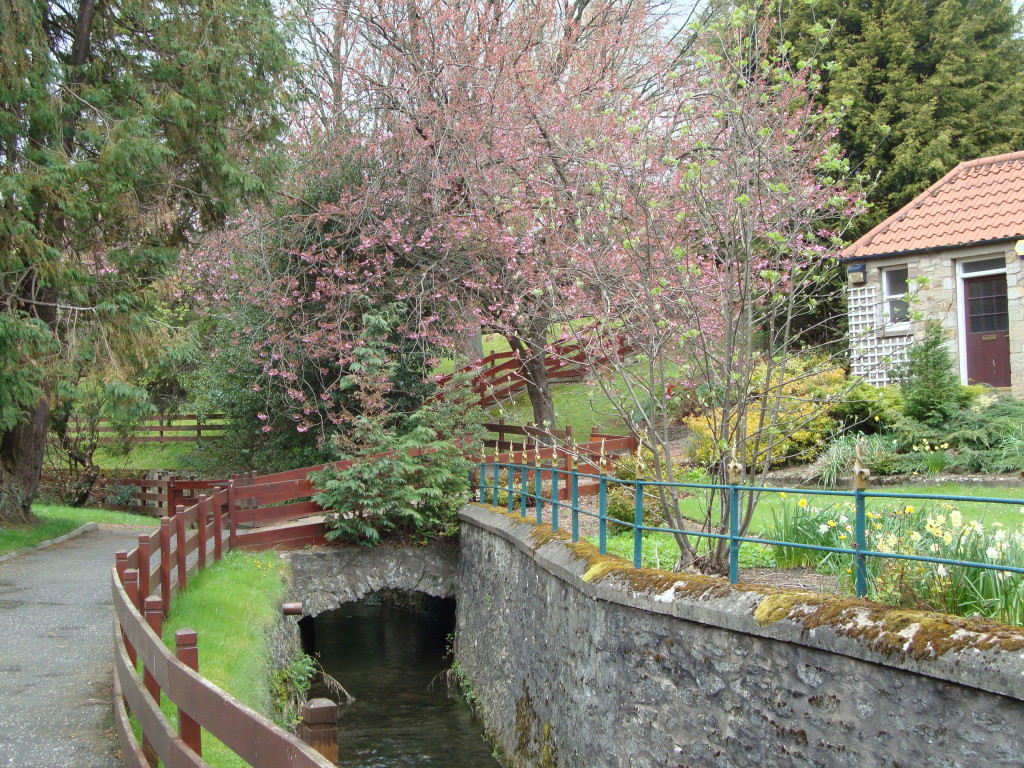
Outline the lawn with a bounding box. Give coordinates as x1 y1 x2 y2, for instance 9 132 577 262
0 503 158 557
585 480 1024 573
159 550 288 768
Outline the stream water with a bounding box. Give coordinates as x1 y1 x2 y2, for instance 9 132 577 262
306 595 500 768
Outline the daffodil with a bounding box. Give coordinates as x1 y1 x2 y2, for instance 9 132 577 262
818 524 830 535
798 498 808 508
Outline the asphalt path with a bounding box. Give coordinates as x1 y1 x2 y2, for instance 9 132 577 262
0 527 144 768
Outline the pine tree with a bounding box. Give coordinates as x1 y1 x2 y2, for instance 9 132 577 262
0 0 294 524
783 0 1024 236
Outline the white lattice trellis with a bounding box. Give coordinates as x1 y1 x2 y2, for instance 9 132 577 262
848 285 911 386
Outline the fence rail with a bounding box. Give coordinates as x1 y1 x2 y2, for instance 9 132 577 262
111 477 340 768
75 414 228 444
110 427 642 767
472 460 1024 598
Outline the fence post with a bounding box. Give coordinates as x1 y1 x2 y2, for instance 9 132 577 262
853 448 871 598
727 456 744 585
174 505 187 592
142 596 163 767
137 535 151 600
212 487 224 561
115 550 129 584
123 569 139 667
598 475 608 554
165 476 176 516
299 698 338 763
174 629 202 757
159 516 172 614
197 496 208 570
228 477 238 547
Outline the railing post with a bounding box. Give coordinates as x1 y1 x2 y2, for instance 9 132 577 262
142 596 163 767
571 462 580 543
137 535 150 600
520 462 528 518
212 486 224 561
598 475 608 554
491 461 500 506
551 458 560 532
632 480 643 568
197 496 208 570
299 698 338 763
727 456 744 585
123 568 140 667
175 505 187 592
507 460 515 515
160 516 172 614
853 442 871 598
534 457 542 524
174 629 202 757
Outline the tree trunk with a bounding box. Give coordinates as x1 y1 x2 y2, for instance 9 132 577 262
0 397 49 526
508 332 556 429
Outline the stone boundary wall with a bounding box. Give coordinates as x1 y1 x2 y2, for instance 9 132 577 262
456 504 1024 768
285 544 458 616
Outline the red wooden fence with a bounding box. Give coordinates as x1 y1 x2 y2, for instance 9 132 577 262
110 426 637 767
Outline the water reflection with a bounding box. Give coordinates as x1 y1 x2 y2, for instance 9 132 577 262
308 596 499 768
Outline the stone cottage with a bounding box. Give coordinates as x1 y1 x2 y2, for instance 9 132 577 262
843 150 1024 398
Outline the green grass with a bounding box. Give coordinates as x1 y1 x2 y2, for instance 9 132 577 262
160 550 287 768
0 503 157 556
93 440 199 471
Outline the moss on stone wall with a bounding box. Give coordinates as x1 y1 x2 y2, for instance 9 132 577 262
482 505 1024 662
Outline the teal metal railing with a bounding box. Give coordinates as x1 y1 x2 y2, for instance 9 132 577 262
472 460 1024 598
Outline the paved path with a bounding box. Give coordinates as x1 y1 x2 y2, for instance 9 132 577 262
0 527 144 768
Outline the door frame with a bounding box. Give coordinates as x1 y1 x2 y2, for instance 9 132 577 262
957 255 1009 385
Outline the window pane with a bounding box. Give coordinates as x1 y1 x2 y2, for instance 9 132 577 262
961 257 1005 274
889 298 910 324
884 268 909 297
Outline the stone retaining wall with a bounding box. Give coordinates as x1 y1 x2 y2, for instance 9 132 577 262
456 504 1024 768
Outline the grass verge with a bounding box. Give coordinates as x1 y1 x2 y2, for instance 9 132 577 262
160 550 288 768
0 503 157 557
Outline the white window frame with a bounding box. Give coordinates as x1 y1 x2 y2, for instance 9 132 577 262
880 265 911 333
956 254 1008 385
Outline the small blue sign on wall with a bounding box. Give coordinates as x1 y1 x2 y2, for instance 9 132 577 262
847 262 866 283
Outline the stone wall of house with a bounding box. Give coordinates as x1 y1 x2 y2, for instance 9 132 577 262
847 243 1023 397
457 504 1024 768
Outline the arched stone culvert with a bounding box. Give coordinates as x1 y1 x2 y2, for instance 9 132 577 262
284 544 459 617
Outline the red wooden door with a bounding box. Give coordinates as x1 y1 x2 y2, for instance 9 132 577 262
964 274 1011 387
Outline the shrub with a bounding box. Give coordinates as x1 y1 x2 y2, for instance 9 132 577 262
104 484 139 509
311 400 482 545
830 383 902 434
897 320 966 427
682 357 846 469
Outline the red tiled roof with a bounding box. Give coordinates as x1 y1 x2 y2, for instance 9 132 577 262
843 150 1024 260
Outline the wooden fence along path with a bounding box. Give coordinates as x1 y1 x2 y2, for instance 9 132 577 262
83 414 228 444
110 427 637 767
434 327 632 408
